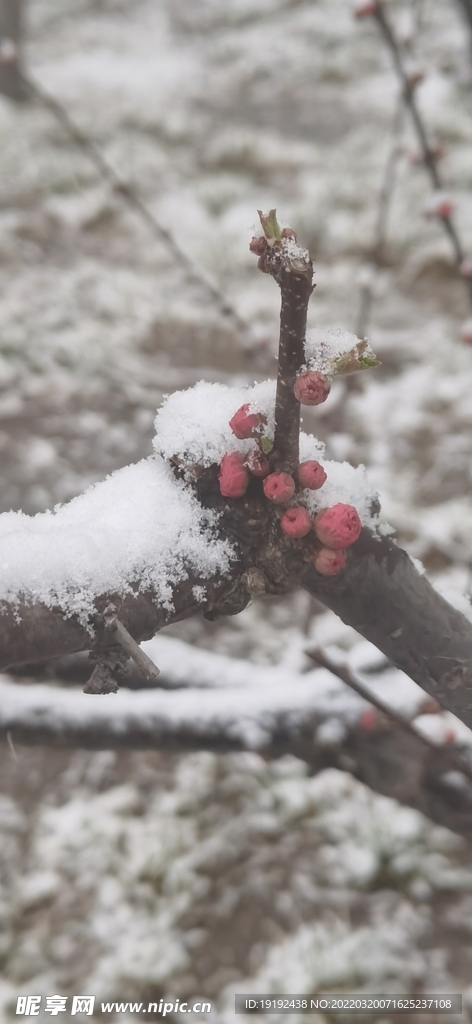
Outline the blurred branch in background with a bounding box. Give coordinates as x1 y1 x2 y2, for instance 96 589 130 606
374 1 471 291
355 97 405 338
3 643 472 842
456 0 472 55
355 0 472 338
20 73 255 348
0 23 257 353
0 0 28 101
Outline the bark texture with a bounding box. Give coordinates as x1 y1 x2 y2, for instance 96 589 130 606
303 528 472 726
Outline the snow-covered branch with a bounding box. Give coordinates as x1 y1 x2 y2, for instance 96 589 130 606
3 641 472 841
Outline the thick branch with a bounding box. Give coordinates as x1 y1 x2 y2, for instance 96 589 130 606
303 527 472 728
4 518 472 733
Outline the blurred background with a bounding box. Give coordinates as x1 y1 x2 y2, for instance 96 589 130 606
2 0 472 1019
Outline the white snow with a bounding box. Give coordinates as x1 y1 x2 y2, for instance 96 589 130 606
0 457 234 624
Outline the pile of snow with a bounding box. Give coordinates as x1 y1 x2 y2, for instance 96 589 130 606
0 457 233 624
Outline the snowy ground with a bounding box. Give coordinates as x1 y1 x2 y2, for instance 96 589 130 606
2 0 472 1018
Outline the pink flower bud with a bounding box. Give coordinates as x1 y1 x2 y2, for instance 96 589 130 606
297 460 327 490
359 709 377 730
313 547 347 575
249 236 267 256
460 319 472 345
293 371 331 406
354 0 378 16
218 453 249 498
245 448 270 477
314 504 362 549
280 506 312 538
423 193 454 219
263 472 295 504
229 403 265 439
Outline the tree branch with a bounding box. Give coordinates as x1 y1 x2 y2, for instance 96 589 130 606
2 670 472 841
254 213 313 473
303 527 472 728
373 1 472 297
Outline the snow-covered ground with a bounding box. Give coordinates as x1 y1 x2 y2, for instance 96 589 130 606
2 0 472 1018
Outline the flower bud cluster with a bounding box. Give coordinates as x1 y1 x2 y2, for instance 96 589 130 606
217 404 362 576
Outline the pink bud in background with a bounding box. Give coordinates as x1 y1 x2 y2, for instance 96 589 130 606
218 453 249 498
354 0 378 15
359 709 377 730
245 448 270 477
280 507 312 538
423 193 454 219
263 472 295 504
417 697 441 715
293 371 331 406
229 404 265 439
0 38 17 63
297 460 327 490
461 259 472 278
314 504 362 549
313 547 347 575
460 319 472 345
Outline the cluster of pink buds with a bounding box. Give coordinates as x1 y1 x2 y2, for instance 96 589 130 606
218 403 362 577
311 503 362 575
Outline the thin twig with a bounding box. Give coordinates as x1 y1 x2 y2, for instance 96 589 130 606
373 1 472 299
18 71 252 342
255 212 313 473
307 646 472 781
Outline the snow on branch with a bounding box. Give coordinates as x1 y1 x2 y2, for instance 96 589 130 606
2 210 472 739
0 457 235 627
3 647 472 841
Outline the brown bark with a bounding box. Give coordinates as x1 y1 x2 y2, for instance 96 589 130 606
272 256 313 473
303 528 472 727
2 508 472 731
